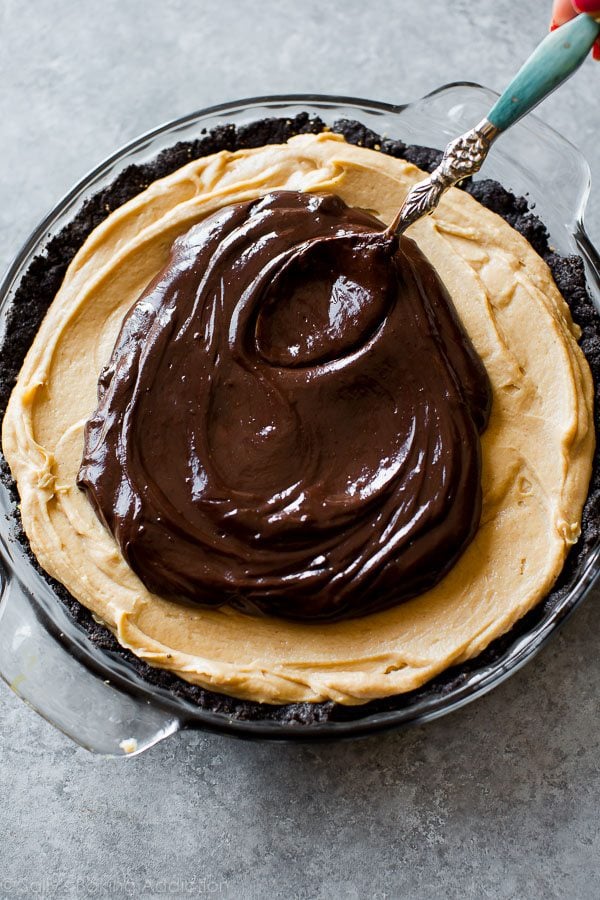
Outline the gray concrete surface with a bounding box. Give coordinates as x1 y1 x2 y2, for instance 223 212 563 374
1 1 600 898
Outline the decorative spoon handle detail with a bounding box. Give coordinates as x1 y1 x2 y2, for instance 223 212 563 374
393 14 600 235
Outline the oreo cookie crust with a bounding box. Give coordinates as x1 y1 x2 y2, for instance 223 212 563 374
1 113 599 726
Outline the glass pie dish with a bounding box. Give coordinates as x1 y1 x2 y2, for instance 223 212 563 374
1 85 599 756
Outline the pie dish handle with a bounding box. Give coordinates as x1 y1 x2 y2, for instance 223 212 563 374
0 561 181 757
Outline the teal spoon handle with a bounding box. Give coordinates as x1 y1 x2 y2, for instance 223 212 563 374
488 13 600 131
394 14 599 234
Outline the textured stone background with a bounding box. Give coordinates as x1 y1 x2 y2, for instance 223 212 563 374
1 1 600 898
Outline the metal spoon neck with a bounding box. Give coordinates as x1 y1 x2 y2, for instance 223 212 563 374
389 117 500 237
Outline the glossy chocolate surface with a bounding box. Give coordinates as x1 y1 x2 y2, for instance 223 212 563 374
78 191 491 621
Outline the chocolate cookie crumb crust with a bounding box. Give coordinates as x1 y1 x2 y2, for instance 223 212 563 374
1 113 598 725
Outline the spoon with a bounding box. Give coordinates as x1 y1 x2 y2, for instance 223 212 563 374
390 13 600 235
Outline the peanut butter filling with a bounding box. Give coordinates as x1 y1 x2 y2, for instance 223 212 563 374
2 133 594 704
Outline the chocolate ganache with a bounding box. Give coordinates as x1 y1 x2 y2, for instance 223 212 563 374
78 190 491 621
